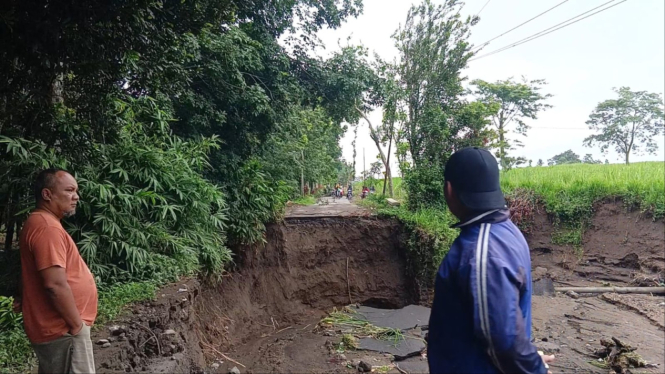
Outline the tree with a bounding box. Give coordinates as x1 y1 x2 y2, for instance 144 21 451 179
582 154 601 164
0 0 363 283
537 159 544 167
471 77 552 170
605 159 609 165
389 0 496 208
528 159 533 167
548 149 581 166
317 45 396 196
584 87 664 164
369 161 383 178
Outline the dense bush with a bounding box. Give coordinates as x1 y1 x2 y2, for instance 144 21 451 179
224 159 292 246
1 97 231 285
403 166 447 210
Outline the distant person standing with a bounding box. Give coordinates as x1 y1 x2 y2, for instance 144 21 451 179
427 148 554 374
19 169 98 373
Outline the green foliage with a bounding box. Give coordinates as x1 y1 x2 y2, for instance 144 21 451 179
96 281 158 326
261 107 345 191
403 166 447 210
471 77 552 170
389 0 495 208
360 194 457 295
547 149 582 166
1 97 231 284
501 162 665 222
291 196 316 206
584 87 664 164
552 226 584 247
224 160 292 246
0 297 22 330
0 326 34 374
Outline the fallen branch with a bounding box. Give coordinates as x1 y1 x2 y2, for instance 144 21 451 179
135 324 161 356
394 363 408 374
200 341 246 368
347 257 353 305
276 326 292 334
555 286 665 294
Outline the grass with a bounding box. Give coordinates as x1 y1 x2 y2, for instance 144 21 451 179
501 162 665 221
354 177 407 200
290 195 316 206
320 307 404 345
370 163 664 222
0 280 158 373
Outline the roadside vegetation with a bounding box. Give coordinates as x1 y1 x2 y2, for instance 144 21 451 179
0 0 662 371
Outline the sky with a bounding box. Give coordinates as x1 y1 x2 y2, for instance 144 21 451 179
314 0 665 176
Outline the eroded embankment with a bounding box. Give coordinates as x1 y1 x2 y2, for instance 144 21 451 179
93 217 417 373
92 203 665 374
196 217 416 351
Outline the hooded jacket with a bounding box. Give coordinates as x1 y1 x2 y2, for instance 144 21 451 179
427 209 547 374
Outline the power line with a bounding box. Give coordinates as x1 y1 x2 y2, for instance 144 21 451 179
472 0 570 51
469 0 627 62
476 0 493 16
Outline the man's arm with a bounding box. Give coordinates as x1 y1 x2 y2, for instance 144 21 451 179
469 254 547 374
40 266 84 334
31 227 83 335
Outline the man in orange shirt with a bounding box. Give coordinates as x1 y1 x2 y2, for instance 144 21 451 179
19 169 98 373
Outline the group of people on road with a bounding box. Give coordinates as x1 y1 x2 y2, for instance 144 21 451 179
15 147 553 374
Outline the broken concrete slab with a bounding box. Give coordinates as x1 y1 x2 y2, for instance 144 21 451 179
533 278 555 296
386 198 401 207
354 305 430 331
358 336 425 360
396 356 429 373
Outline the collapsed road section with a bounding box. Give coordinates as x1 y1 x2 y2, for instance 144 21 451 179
91 201 665 374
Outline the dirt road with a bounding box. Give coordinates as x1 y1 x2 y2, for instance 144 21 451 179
286 196 370 218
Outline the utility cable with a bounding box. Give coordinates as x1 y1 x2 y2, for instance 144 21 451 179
472 0 570 51
476 0 493 16
469 0 627 61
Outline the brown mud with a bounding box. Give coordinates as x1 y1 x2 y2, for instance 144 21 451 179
92 203 664 374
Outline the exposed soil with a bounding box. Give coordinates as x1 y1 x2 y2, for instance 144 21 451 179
92 203 665 374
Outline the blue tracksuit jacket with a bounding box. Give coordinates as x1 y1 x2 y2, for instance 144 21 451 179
428 209 547 374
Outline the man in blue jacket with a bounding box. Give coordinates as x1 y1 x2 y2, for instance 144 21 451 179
428 147 555 374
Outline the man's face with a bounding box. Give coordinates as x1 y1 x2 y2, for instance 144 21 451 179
42 171 79 218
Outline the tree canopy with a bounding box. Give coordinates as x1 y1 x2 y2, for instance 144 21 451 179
0 0 364 285
584 87 664 164
471 77 552 170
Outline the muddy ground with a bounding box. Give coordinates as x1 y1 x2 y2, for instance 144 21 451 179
92 201 664 374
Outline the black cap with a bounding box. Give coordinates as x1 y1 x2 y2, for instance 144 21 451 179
444 147 506 211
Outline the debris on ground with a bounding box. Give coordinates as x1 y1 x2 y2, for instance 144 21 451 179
591 337 647 374
318 306 428 362
357 360 372 372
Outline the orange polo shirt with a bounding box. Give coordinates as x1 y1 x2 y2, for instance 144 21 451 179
19 209 98 344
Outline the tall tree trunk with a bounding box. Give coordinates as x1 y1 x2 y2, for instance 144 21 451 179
300 150 304 195
625 151 630 165
497 112 506 169
355 107 391 190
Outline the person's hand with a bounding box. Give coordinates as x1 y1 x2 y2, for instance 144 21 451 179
12 298 21 313
69 322 84 336
539 351 555 374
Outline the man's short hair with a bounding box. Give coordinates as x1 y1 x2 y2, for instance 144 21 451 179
34 168 70 202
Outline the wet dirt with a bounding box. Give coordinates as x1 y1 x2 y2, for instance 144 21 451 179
92 202 665 374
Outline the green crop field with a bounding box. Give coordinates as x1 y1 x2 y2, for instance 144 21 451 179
501 162 664 221
370 162 664 221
